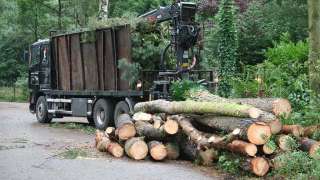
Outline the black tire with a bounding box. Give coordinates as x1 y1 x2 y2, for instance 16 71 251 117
36 96 52 123
93 99 113 130
87 117 95 126
114 101 130 125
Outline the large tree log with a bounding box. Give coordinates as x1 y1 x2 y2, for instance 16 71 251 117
198 148 218 166
243 157 270 177
96 136 124 158
163 117 179 135
303 125 320 137
188 89 291 117
300 138 320 159
277 135 296 152
124 137 148 160
165 142 180 160
135 121 167 141
133 112 153 122
95 130 106 147
282 125 304 137
193 116 272 145
188 89 292 117
226 140 257 157
115 114 136 141
134 100 263 118
148 141 167 161
173 115 259 156
152 115 164 129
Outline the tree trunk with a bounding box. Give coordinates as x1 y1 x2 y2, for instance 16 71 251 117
308 0 320 103
242 157 270 177
133 112 152 122
165 142 180 160
124 137 148 160
277 135 296 152
106 142 124 158
95 130 105 147
262 143 276 155
98 0 109 20
303 125 320 137
115 114 136 141
193 116 272 145
226 140 257 157
300 138 320 159
198 148 218 166
163 117 179 135
281 125 304 137
153 115 164 129
188 89 292 117
135 121 167 141
148 141 167 161
134 100 262 118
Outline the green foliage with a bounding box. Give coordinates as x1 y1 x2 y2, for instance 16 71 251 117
169 80 205 101
272 151 320 179
216 0 238 97
311 131 320 141
118 58 142 88
217 152 242 174
237 0 308 65
50 122 96 135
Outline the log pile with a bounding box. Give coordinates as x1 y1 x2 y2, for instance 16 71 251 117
94 95 320 177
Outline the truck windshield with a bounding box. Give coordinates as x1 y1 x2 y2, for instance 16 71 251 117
30 45 40 66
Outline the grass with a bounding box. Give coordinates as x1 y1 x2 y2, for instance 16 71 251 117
0 86 28 102
60 148 88 159
49 122 96 135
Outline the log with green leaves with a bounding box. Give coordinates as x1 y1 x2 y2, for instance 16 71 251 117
134 100 263 118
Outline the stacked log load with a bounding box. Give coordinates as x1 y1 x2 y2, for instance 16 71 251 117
94 93 320 177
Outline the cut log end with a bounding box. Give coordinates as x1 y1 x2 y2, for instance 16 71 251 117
165 143 180 160
268 120 283 135
227 140 257 157
149 141 167 161
263 144 276 155
278 135 295 151
247 122 272 145
251 157 270 177
248 107 263 119
246 143 258 157
107 142 124 158
163 119 179 135
117 124 136 140
272 99 292 118
309 142 320 159
125 138 149 160
282 125 304 137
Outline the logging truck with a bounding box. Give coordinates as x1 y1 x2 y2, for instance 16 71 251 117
27 25 215 129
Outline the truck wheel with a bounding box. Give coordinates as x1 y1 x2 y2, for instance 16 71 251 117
93 99 113 130
114 101 130 125
36 96 52 123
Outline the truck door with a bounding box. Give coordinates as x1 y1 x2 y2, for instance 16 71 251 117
39 44 51 89
29 44 41 90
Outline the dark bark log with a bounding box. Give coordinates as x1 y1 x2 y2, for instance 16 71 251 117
135 121 167 141
134 100 262 118
165 142 180 160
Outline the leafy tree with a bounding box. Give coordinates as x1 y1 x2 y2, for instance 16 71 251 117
308 0 320 108
216 0 238 97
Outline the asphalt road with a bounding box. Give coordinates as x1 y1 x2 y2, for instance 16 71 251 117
0 102 224 180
